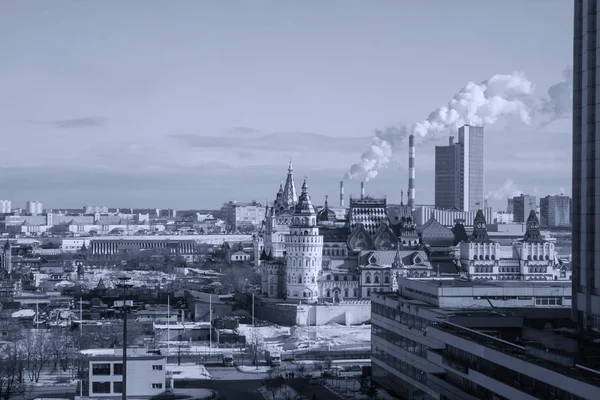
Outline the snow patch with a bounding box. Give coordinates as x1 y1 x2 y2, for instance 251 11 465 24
12 309 36 318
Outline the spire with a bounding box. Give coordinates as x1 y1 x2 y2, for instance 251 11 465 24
281 162 298 210
401 190 404 206
523 210 543 242
288 158 293 172
294 177 315 215
392 243 403 268
324 195 329 209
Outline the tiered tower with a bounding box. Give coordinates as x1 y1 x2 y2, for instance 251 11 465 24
284 179 323 301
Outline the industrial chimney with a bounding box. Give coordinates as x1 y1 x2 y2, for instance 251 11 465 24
408 134 416 210
360 182 365 199
339 181 345 207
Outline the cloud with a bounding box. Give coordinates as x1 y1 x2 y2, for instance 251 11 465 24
170 132 370 153
238 151 255 159
486 179 523 201
0 164 349 209
25 117 108 129
227 126 263 135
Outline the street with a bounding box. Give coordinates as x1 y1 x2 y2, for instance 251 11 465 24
177 379 264 400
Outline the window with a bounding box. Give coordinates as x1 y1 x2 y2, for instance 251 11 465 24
92 363 111 375
365 275 371 284
113 363 123 375
113 381 123 393
92 382 111 393
152 365 163 371
152 383 163 389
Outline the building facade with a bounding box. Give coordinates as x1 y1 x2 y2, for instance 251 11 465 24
540 194 571 228
573 0 600 333
25 201 43 215
86 348 166 398
512 194 537 223
434 137 462 210
0 200 11 214
434 126 484 212
220 201 264 232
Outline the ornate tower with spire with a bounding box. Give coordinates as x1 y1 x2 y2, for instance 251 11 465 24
284 178 323 301
263 163 299 258
281 160 298 211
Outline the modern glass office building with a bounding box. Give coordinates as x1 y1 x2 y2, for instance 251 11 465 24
572 0 600 332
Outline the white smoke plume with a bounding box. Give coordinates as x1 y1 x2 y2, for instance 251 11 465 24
485 179 523 201
537 67 573 126
346 68 573 181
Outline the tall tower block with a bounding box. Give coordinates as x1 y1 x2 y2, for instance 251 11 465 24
408 134 416 210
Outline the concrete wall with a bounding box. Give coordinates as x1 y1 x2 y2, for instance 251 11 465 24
255 299 372 326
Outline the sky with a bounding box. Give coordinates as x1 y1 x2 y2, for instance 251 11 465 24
0 0 573 210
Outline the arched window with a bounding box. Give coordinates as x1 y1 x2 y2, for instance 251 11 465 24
326 289 331 297
344 288 349 297
353 289 358 297
311 259 315 267
292 259 296 267
343 276 348 281
384 275 390 284
334 276 339 281
374 274 380 284
305 259 309 267
293 291 299 297
326 275 331 281
311 276 315 283
365 275 371 284
298 276 302 283
367 288 371 296
302 292 307 298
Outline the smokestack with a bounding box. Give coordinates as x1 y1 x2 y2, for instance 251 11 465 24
361 182 365 199
408 134 416 211
339 181 345 207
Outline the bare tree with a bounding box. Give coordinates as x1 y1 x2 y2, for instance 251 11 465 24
264 370 284 400
247 328 264 368
81 320 145 349
313 361 324 374
23 331 52 383
295 363 307 377
0 342 26 400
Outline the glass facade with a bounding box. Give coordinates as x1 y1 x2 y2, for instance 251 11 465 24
435 143 462 209
573 0 600 332
459 125 485 212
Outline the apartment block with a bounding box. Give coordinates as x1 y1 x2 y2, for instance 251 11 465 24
540 195 571 228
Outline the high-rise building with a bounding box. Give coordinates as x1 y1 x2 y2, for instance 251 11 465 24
540 194 571 228
511 194 537 223
0 200 11 214
507 197 514 214
434 125 484 211
573 0 600 333
434 136 461 209
25 201 43 215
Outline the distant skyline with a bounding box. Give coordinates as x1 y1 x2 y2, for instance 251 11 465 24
0 1 573 210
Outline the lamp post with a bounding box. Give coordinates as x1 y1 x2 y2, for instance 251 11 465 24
114 277 133 400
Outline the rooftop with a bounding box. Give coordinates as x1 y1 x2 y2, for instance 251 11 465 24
434 321 600 388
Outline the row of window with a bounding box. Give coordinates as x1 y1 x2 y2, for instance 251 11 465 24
372 322 427 358
92 382 163 394
289 258 320 267
535 296 564 306
444 344 586 400
364 272 390 284
92 363 163 376
372 301 431 330
372 347 427 384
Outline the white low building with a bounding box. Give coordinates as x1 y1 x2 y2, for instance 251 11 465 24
82 348 166 398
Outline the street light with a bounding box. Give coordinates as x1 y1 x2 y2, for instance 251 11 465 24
114 276 134 400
